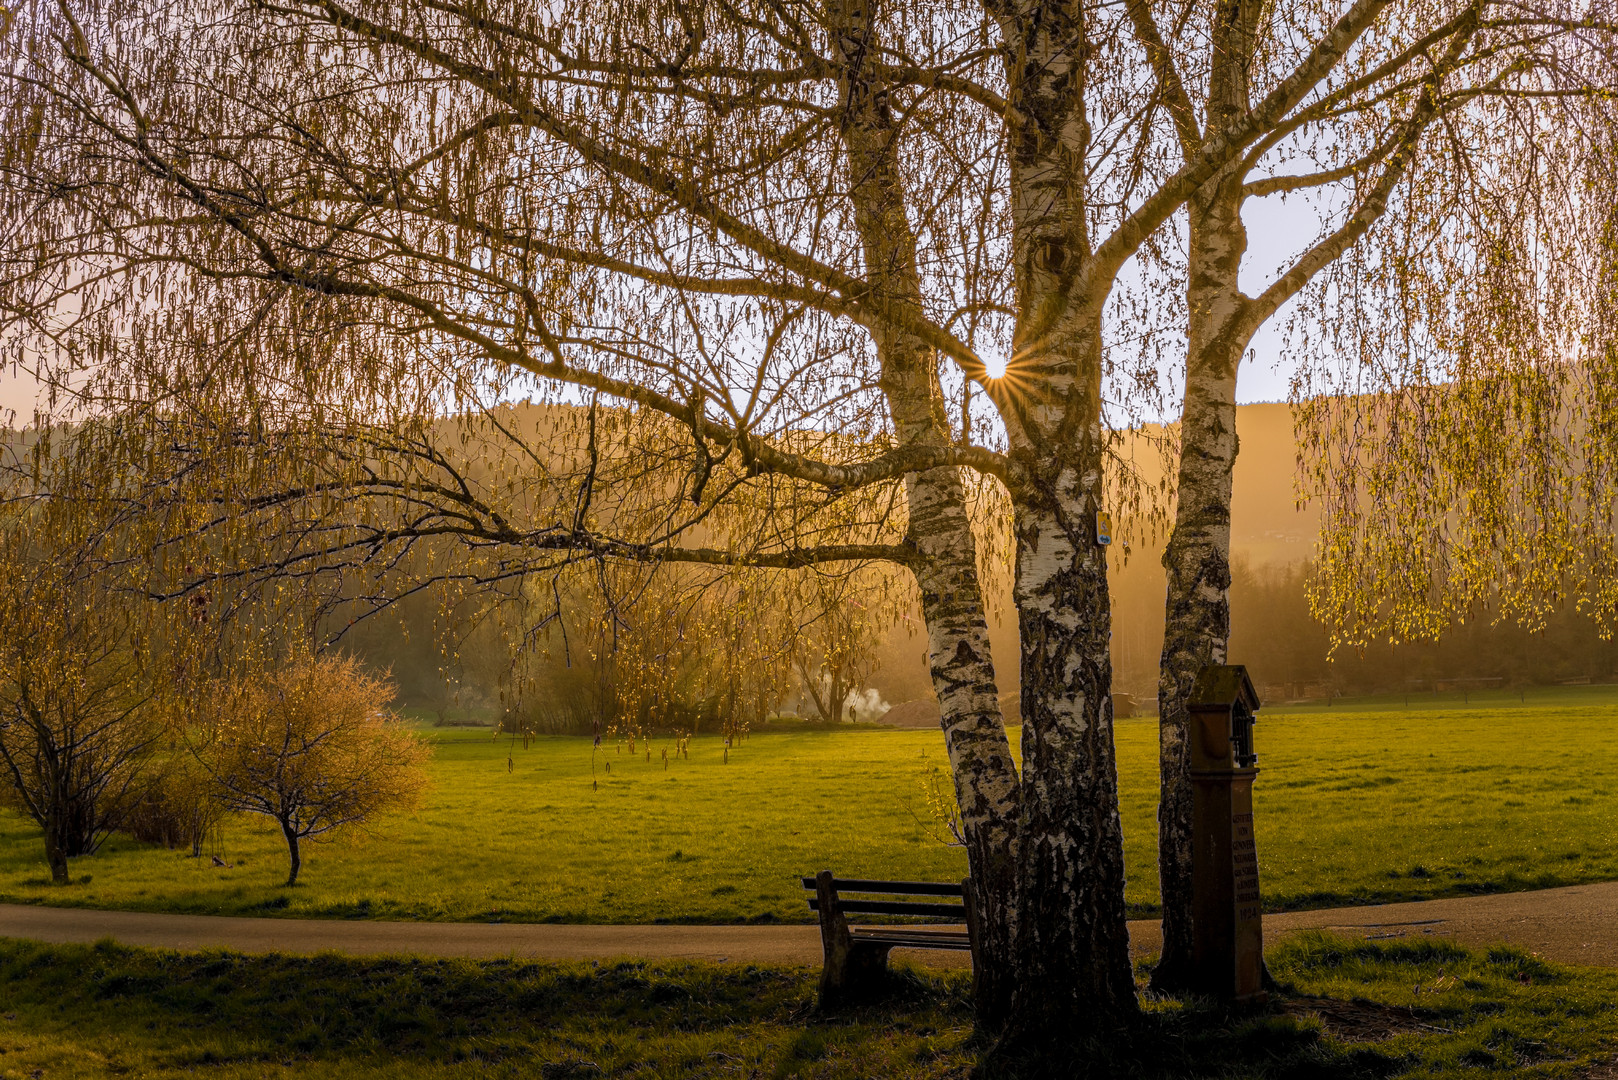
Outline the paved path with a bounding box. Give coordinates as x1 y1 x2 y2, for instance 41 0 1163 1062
2 881 1614 969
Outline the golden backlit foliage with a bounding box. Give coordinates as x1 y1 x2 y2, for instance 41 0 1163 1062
101 399 915 676
43 399 914 747
194 653 430 886
1299 375 1618 650
1285 80 1618 652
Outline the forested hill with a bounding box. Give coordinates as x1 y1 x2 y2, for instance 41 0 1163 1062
861 399 1613 713
1108 401 1320 702
1226 402 1320 566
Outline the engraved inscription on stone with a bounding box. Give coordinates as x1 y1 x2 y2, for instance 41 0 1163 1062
1233 811 1260 919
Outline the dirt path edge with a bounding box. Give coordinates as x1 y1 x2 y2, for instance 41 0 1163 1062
2 880 1613 970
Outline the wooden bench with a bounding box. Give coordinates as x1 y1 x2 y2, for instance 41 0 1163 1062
802 870 979 1003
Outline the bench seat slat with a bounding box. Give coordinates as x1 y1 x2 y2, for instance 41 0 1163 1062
850 927 969 940
854 941 972 951
800 877 964 897
852 936 972 951
809 898 967 917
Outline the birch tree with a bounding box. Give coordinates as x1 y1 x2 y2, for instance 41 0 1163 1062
1128 0 1618 991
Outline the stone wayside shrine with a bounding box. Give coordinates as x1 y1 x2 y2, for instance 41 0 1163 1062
1188 664 1266 1003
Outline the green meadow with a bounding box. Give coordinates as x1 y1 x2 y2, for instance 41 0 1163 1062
1 686 1615 923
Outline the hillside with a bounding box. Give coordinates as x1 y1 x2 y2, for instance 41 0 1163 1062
910 401 1613 713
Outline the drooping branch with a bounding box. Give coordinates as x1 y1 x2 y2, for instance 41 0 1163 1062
277 0 1003 383
29 84 1016 494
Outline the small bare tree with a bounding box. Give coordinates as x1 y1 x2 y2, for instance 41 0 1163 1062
0 444 167 884
793 577 886 725
197 654 429 886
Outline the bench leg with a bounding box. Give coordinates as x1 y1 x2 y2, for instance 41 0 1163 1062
821 938 893 1006
815 869 894 1006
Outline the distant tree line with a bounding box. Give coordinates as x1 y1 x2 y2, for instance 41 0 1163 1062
1225 560 1618 701
1099 557 1618 705
338 558 904 736
1102 553 1618 709
0 440 429 886
345 544 1618 723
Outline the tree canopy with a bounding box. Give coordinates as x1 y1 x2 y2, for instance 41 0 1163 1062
5 0 1618 1048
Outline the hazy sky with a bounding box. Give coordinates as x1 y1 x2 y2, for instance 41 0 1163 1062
0 366 41 427
1232 190 1338 406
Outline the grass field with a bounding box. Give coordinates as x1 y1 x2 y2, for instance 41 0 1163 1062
0 933 1612 1078
1 685 1614 923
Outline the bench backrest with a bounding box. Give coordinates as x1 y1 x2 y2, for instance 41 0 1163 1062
800 874 967 919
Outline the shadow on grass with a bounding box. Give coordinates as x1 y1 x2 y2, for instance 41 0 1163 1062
1 933 1613 1078
0 939 975 1077
976 932 1616 1080
971 998 1398 1080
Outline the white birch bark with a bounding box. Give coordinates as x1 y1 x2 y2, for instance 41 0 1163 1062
1153 170 1246 991
1151 0 1460 991
994 0 1139 1041
1151 10 1260 984
828 0 1022 1027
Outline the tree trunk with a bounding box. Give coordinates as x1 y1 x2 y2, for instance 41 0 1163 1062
1152 348 1241 992
281 819 302 886
1152 14 1260 988
828 0 1022 1030
1152 342 1245 990
908 464 1022 1030
44 810 69 885
45 757 78 881
988 0 1139 1046
997 449 1139 1048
